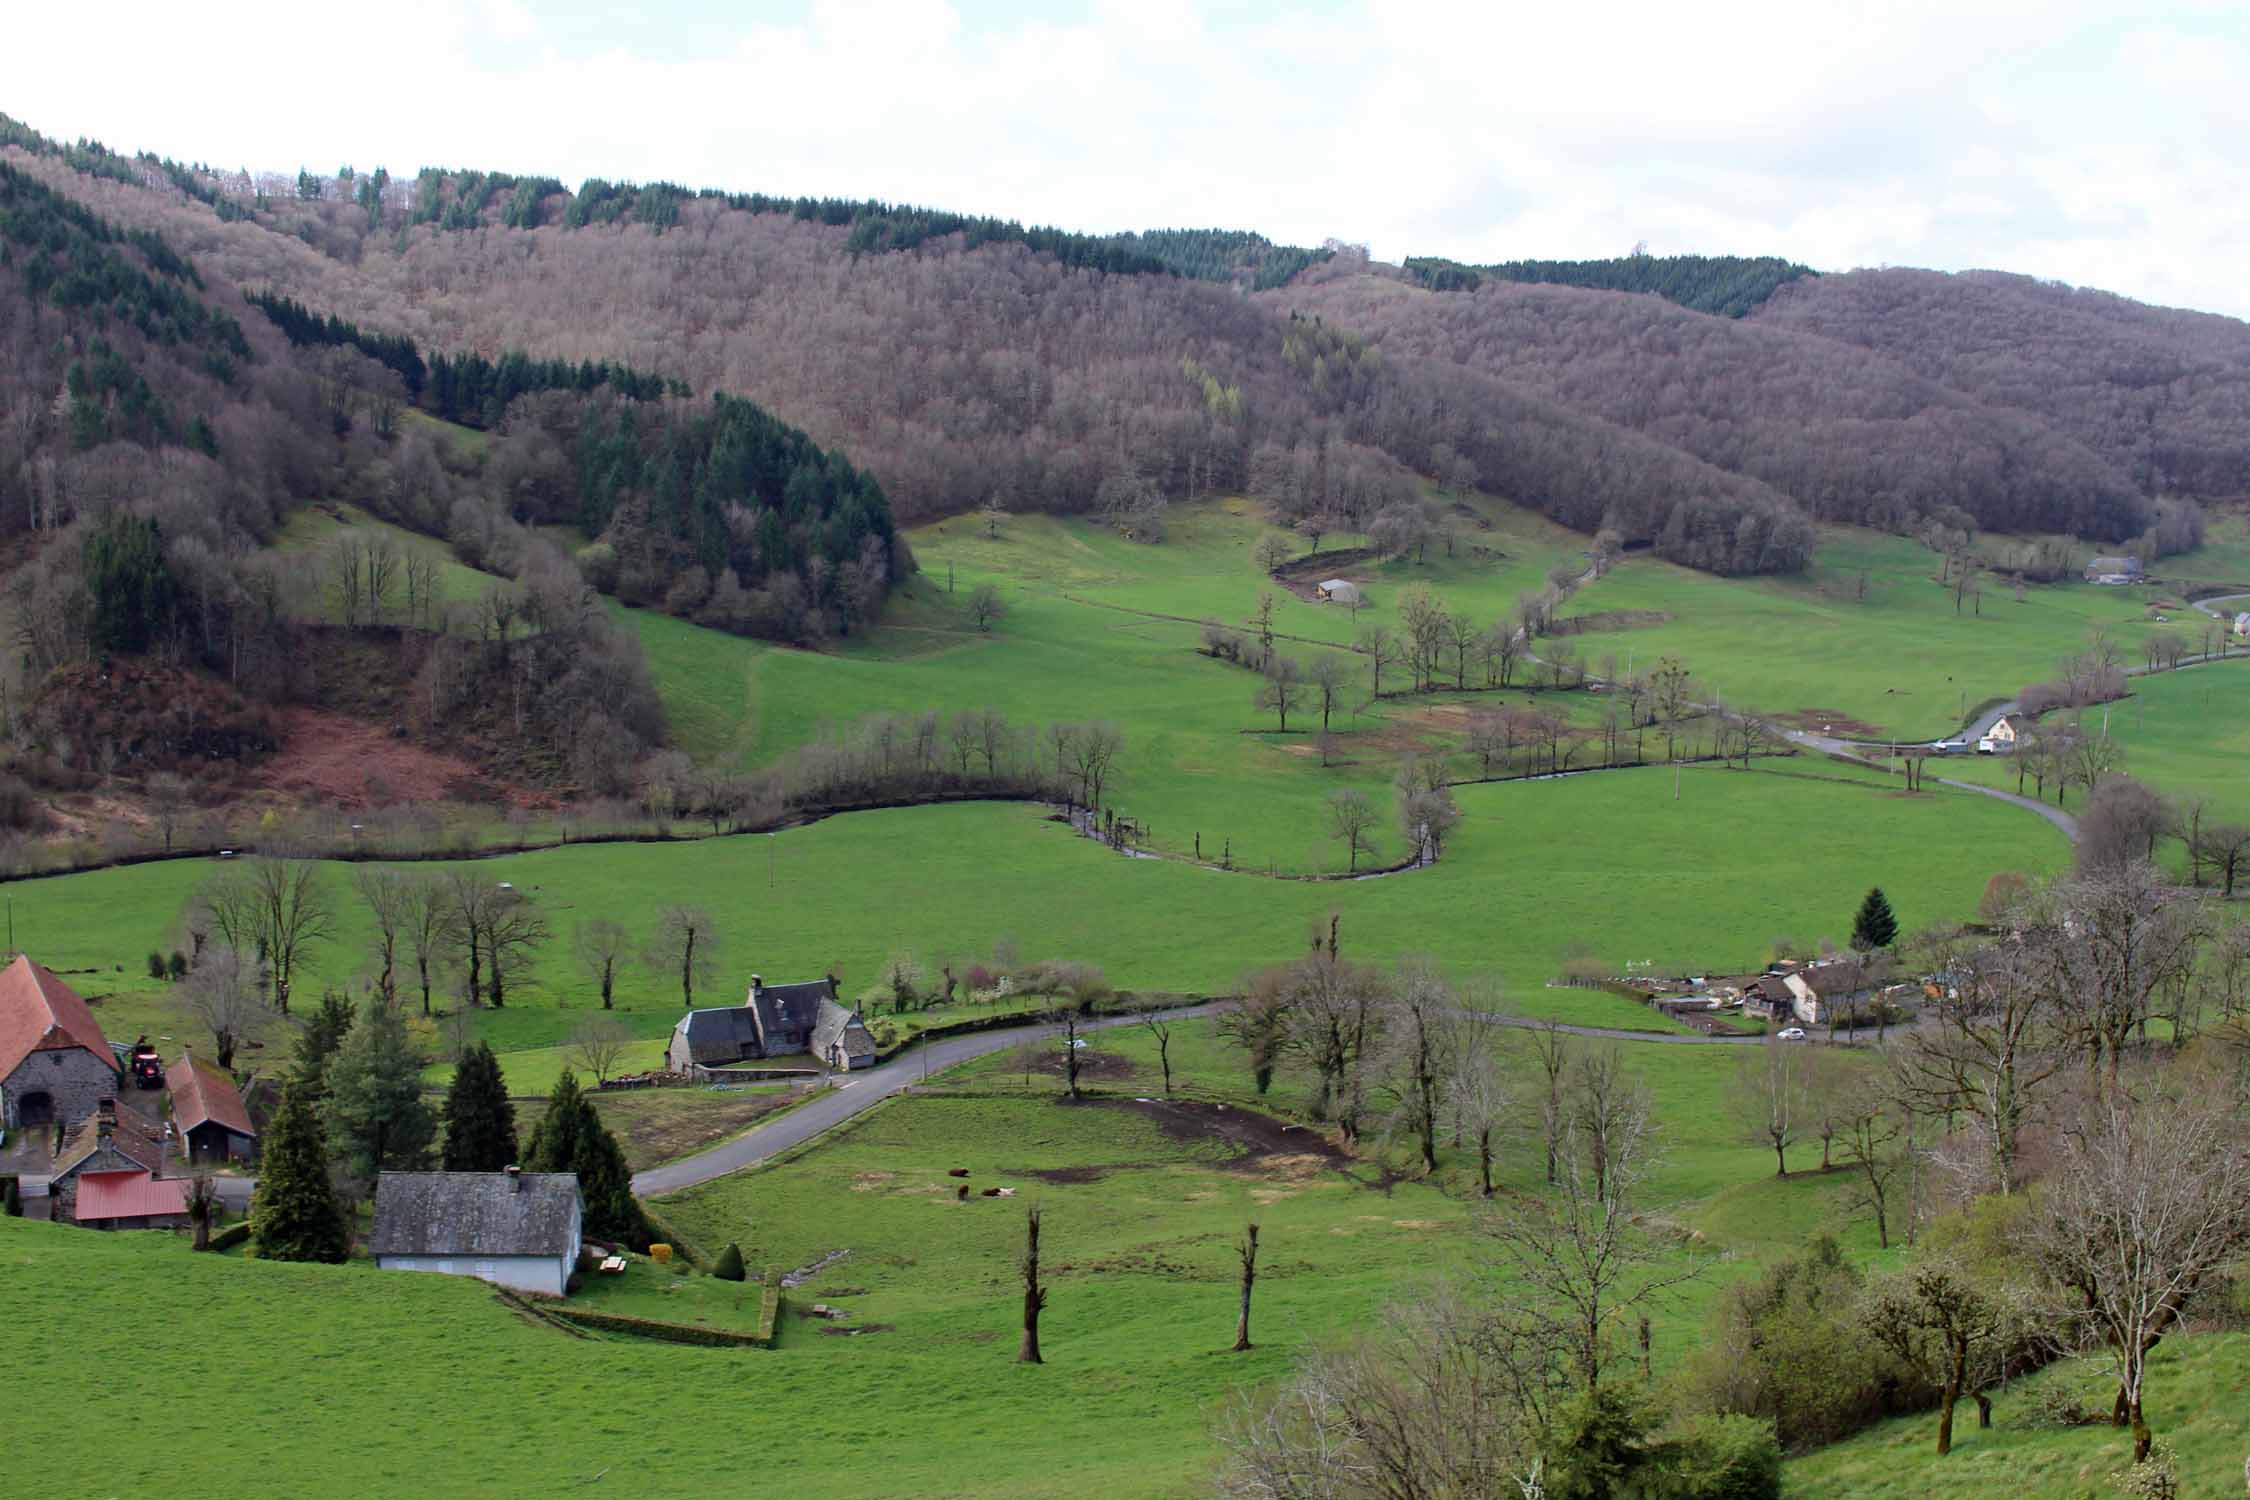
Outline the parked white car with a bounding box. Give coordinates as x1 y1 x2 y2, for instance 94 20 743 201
1776 1027 1808 1041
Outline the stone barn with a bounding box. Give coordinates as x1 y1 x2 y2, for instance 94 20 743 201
371 1170 584 1296
0 955 120 1131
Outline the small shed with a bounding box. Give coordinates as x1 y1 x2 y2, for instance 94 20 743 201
2233 611 2249 640
167 1049 257 1164
371 1170 584 1296
73 1171 190 1230
1314 579 1362 606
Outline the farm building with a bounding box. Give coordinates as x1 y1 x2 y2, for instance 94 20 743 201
2083 556 2143 584
167 1049 257 1163
1740 974 1798 1021
1314 579 1362 605
666 975 841 1071
50 1097 186 1229
810 1000 878 1071
0 955 120 1131
371 1170 584 1296
2234 612 2249 640
1783 964 1877 1026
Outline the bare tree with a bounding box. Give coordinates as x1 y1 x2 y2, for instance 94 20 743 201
353 867 413 1007
441 871 505 1008
2034 861 2203 1090
1326 788 1379 874
1835 1067 1914 1248
1017 1205 1047 1365
484 888 550 1009
400 873 455 1017
967 581 1007 632
247 859 335 1016
1306 652 1350 735
1476 1052 1693 1391
2194 823 2250 898
646 905 721 1009
2024 1079 2250 1463
1525 1018 1571 1185
565 1012 633 1085
1253 533 1293 575
1448 1006 1514 1198
1354 623 1403 698
1379 959 1458 1174
1277 956 1389 1143
1863 1256 2022 1457
1898 937 2060 1194
572 918 631 1009
146 771 192 853
1140 1009 1176 1096
180 945 271 1071
1732 1038 1805 1177
185 1173 219 1252
1233 1222 1260 1352
1255 654 1307 732
1062 722 1125 812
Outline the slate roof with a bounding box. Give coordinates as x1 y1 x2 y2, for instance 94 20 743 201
52 1100 167 1180
370 1172 583 1258
75 1171 190 1221
0 955 115 1080
810 999 877 1063
673 1005 764 1066
167 1052 256 1139
750 979 838 1044
1794 965 1874 998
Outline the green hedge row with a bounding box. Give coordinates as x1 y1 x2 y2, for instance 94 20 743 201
550 1305 771 1348
636 1204 713 1272
757 1267 784 1343
206 1221 253 1252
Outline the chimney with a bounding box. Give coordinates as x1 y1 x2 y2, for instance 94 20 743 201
97 1096 116 1143
506 1163 522 1191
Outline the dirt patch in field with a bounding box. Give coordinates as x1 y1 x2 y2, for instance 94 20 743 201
258 706 544 809
997 1042 1136 1081
1115 1097 1353 1176
1774 707 1886 738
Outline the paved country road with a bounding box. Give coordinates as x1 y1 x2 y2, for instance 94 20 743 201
632 1003 1227 1196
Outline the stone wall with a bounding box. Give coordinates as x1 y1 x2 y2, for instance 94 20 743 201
2 1048 120 1129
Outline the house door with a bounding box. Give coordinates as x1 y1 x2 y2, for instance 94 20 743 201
16 1091 53 1126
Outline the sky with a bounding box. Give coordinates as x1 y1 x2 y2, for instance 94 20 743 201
6 0 2247 318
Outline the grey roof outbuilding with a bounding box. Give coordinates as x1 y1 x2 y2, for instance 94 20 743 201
810 998 877 1066
672 1005 766 1066
370 1171 583 1258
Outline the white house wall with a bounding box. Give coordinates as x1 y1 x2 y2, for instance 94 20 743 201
378 1252 569 1297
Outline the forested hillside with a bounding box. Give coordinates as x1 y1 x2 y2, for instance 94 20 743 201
1402 251 1814 317
1754 267 2250 499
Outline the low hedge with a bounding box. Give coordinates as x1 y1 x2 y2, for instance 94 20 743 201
206 1221 253 1252
550 1305 772 1348
757 1267 784 1343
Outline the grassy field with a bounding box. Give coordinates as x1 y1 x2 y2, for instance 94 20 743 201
8 760 2066 1076
1784 1336 2250 1500
1560 527 2172 741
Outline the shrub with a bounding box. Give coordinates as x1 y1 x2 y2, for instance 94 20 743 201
1650 1413 1783 1500
2109 1443 2178 1500
2021 1377 2096 1429
714 1243 746 1282
206 1221 253 1252
147 951 168 980
167 951 188 980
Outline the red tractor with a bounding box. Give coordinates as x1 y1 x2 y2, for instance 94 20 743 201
128 1037 165 1091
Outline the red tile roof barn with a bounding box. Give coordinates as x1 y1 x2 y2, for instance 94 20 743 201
0 954 114 1079
74 1171 190 1222
167 1052 255 1138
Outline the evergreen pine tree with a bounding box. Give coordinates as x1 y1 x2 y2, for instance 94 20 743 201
523 1069 645 1245
323 999 435 1181
1850 887 1899 952
291 990 357 1101
250 1086 351 1263
441 1042 519 1172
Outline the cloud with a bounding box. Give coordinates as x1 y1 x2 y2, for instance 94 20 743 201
1 0 2242 317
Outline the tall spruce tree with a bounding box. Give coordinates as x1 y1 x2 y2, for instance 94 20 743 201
250 1086 351 1263
323 999 435 1181
1851 887 1899 952
441 1042 519 1172
291 990 356 1100
523 1069 644 1244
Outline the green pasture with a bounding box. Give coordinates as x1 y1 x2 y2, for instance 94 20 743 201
1563 527 2173 740
1783 1335 2250 1500
10 761 2066 1078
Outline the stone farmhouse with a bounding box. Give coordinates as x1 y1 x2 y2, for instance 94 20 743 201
371 1169 584 1296
49 1096 188 1229
667 974 875 1073
0 955 121 1131
2083 555 2144 584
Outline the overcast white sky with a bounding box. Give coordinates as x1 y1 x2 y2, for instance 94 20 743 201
7 0 2246 317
